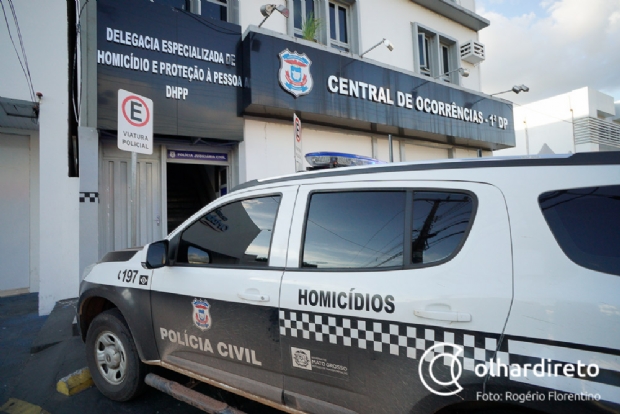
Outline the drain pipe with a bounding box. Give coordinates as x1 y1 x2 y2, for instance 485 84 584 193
388 134 393 162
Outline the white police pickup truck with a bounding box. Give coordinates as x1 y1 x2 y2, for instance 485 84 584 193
78 152 620 414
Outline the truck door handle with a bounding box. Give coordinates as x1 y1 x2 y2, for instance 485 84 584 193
414 309 471 322
238 290 270 302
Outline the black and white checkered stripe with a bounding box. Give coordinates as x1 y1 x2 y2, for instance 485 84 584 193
279 309 499 372
79 192 99 203
280 309 620 404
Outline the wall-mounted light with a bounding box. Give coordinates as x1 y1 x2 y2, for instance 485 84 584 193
360 38 394 58
258 4 289 28
434 67 469 79
491 84 529 96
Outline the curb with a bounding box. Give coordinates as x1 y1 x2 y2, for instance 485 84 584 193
56 367 94 396
31 298 79 354
0 398 50 414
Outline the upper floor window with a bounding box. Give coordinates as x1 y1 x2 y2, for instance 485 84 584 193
186 0 238 23
154 0 188 10
287 0 358 54
199 0 227 21
418 33 431 77
294 0 318 38
440 43 451 82
329 1 350 51
176 195 281 267
413 24 461 84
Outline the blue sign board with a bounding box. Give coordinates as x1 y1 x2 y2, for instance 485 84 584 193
167 150 228 162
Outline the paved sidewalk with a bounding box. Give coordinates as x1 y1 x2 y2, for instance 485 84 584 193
0 293 47 404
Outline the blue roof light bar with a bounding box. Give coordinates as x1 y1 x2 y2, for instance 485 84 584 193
305 152 385 169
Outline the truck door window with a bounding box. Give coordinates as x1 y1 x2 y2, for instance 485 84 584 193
539 185 620 276
177 195 281 267
302 191 406 269
410 191 474 266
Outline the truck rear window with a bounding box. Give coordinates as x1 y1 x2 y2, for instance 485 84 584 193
539 185 620 276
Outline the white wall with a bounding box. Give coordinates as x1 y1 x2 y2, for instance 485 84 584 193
241 118 374 181
357 0 480 88
239 0 288 34
403 142 448 161
494 87 617 157
376 137 401 162
0 1 79 313
30 132 40 292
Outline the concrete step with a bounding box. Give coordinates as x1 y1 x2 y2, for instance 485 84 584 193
31 298 79 353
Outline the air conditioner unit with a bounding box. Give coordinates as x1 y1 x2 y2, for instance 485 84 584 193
460 40 485 64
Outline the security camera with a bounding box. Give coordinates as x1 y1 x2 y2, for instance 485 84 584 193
260 4 275 17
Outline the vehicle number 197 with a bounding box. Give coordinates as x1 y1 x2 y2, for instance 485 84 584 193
118 269 138 283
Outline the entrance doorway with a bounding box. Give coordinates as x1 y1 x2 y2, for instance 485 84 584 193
100 146 162 257
0 134 30 293
166 163 228 232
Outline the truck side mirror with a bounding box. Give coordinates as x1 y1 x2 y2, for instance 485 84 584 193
144 240 168 269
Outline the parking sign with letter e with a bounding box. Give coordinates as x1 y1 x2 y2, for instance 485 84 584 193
117 89 154 155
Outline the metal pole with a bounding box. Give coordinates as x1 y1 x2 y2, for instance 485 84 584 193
130 151 137 247
388 134 393 162
524 120 530 156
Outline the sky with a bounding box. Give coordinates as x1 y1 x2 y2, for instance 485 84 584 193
476 0 620 105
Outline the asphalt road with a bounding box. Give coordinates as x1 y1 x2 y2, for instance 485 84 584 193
0 294 281 414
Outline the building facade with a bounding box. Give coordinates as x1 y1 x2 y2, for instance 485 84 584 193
0 0 515 313
495 87 620 156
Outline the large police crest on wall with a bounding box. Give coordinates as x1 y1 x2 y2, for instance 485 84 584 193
278 49 313 98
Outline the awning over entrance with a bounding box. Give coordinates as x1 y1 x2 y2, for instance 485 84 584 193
0 97 38 131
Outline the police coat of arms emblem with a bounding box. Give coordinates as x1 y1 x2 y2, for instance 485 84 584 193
192 298 211 331
278 49 313 98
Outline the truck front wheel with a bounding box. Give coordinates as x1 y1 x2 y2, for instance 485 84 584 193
85 308 148 401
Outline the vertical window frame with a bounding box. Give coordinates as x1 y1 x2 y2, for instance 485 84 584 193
440 43 451 82
418 33 431 77
328 1 351 52
287 0 359 54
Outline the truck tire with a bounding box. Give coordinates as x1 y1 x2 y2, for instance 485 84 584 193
85 308 148 401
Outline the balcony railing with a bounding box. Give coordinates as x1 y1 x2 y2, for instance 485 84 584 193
574 117 620 149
